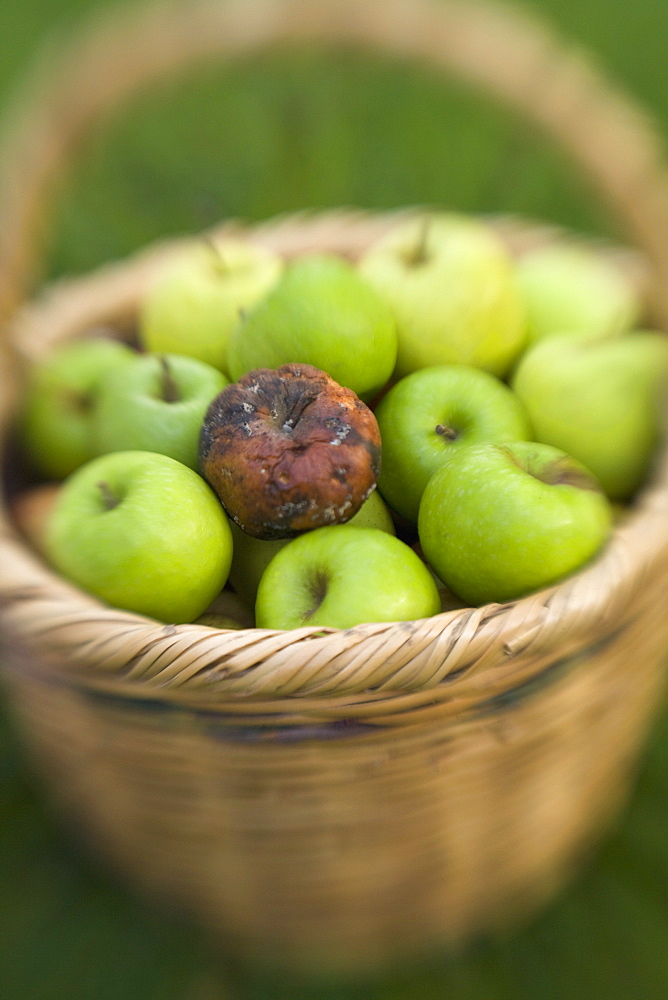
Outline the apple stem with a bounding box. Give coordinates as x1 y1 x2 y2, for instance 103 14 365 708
203 236 229 274
406 216 431 267
97 480 120 511
159 356 181 403
435 424 458 441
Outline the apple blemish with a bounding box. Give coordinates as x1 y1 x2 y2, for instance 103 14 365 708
199 363 382 540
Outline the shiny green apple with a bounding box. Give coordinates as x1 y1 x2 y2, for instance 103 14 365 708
376 364 531 521
92 352 227 470
45 451 233 623
227 254 397 400
255 525 441 630
418 441 613 606
228 488 395 608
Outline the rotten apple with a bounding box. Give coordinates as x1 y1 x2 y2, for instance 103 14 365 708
199 363 382 540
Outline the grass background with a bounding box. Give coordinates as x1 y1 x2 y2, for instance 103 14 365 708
1 0 668 997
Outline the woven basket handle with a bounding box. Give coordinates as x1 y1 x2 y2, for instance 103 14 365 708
2 0 668 334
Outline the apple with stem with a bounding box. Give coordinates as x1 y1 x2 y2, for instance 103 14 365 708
139 238 283 376
418 441 613 606
255 525 441 630
227 254 398 401
93 352 227 471
45 450 233 623
358 213 526 379
375 364 531 522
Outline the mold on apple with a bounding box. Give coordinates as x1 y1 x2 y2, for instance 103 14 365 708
199 363 382 540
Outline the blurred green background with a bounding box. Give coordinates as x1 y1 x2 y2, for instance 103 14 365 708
1 0 667 997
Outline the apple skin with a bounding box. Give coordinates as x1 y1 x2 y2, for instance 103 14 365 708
21 337 136 479
139 239 283 376
45 451 233 624
375 364 531 522
358 213 526 379
511 332 668 500
227 255 398 400
255 525 441 631
515 243 641 345
92 352 227 471
418 441 613 607
228 488 395 608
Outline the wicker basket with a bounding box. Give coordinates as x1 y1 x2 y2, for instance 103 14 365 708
1 0 668 975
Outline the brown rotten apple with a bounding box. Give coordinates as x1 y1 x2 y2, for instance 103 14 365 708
199 363 382 539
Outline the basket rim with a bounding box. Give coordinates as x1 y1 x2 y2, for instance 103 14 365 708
1 208 667 714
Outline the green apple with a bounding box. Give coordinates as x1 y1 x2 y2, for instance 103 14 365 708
45 450 233 623
21 336 136 479
375 364 531 521
92 352 227 470
511 332 668 500
418 441 613 606
358 213 526 379
515 243 641 345
139 238 283 375
227 254 397 400
228 488 395 608
255 525 441 630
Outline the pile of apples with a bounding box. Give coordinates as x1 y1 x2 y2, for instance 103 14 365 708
13 213 668 631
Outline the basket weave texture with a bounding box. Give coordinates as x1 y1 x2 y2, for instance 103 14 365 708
1 0 668 974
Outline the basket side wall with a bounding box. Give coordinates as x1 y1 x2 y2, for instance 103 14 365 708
4 585 667 972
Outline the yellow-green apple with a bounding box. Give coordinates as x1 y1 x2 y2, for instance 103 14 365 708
515 243 641 345
418 441 613 606
139 238 283 376
375 364 531 521
511 332 668 500
357 213 526 379
229 488 395 608
21 337 135 479
255 525 441 630
45 451 233 623
93 352 227 470
226 255 397 400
